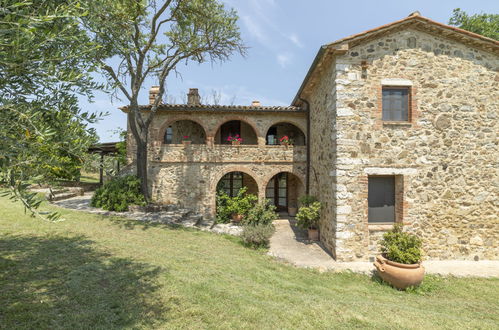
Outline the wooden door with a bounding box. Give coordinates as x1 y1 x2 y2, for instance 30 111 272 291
266 173 287 211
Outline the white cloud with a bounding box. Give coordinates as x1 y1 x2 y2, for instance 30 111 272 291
241 15 269 46
276 53 292 68
287 33 303 48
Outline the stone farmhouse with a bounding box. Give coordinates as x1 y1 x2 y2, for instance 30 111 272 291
122 13 499 262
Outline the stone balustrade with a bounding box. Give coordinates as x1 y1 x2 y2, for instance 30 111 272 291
149 144 306 163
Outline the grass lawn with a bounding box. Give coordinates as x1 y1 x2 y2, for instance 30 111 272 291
1 196 498 329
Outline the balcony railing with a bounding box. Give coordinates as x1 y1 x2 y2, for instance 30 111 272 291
149 144 306 163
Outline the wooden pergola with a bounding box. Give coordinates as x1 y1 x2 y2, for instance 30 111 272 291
87 142 121 185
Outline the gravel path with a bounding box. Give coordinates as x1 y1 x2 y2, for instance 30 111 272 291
52 193 243 236
269 219 499 277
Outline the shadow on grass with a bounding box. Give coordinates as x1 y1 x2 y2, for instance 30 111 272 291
0 234 168 328
105 215 197 233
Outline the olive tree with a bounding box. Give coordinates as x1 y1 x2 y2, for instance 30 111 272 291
0 0 104 219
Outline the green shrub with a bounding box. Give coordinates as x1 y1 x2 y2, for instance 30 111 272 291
242 202 277 226
215 187 257 223
380 224 422 264
296 201 322 229
90 175 145 212
298 194 317 207
240 224 275 249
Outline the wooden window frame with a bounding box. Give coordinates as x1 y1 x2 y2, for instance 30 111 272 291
220 172 244 197
381 86 411 122
368 175 396 224
164 126 173 144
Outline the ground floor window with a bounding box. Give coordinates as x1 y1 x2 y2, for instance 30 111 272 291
368 176 395 223
217 172 243 197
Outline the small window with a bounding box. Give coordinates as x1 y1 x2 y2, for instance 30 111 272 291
164 126 173 144
219 172 243 197
368 176 395 223
267 127 277 145
382 87 410 121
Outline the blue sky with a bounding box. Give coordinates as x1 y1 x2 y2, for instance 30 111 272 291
82 0 498 142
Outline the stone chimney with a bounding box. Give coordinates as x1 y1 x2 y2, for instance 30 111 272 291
187 88 201 106
149 86 160 105
251 100 261 107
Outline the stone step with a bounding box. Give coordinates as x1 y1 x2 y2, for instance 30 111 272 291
48 192 79 201
47 187 85 201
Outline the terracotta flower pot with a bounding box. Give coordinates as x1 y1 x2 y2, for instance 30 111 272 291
182 140 191 146
288 207 297 217
308 228 319 241
231 140 240 146
231 213 243 223
373 255 425 290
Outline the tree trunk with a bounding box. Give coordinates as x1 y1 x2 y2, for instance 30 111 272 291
136 135 149 201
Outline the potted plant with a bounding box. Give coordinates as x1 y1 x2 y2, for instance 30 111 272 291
227 134 243 146
279 135 293 146
225 187 258 223
182 135 191 146
288 201 298 217
296 197 321 240
373 224 425 290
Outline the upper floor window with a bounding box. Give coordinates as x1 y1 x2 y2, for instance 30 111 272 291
382 87 410 121
164 126 173 144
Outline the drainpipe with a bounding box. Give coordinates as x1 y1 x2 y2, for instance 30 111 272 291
299 97 311 195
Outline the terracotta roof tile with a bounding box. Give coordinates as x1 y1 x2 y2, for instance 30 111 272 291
120 104 303 112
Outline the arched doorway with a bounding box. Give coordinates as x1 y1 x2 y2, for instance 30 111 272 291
216 171 258 197
215 120 258 145
265 172 304 213
163 120 206 144
266 122 306 145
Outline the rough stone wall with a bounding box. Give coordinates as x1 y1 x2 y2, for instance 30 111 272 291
309 56 339 258
127 110 307 217
331 28 498 261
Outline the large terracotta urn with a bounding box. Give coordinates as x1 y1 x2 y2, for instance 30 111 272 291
231 213 243 223
373 255 425 290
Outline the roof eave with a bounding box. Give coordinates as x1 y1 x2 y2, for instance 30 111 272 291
291 14 499 107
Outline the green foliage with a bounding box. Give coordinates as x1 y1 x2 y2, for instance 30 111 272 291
380 224 422 264
449 8 499 40
296 201 322 230
113 128 128 166
240 224 275 249
216 187 257 223
90 175 145 212
242 202 277 226
0 0 105 219
298 195 317 207
81 0 247 198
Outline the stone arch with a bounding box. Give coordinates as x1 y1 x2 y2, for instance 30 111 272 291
157 117 208 143
263 121 307 145
211 117 260 145
262 169 305 190
263 170 305 213
211 166 262 194
210 166 262 216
